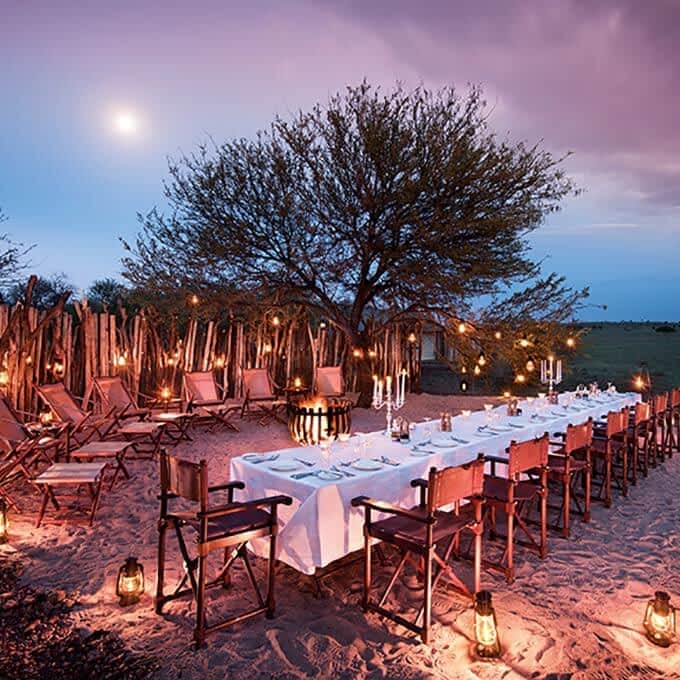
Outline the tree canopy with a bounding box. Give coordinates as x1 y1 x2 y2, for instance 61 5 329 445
0 208 33 293
123 82 587 398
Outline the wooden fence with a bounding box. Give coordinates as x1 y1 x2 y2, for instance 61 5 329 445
0 299 423 415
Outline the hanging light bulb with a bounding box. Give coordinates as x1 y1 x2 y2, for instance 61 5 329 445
460 379 469 393
407 332 417 344
515 373 526 384
477 353 486 367
474 590 501 659
494 331 502 340
214 355 226 368
190 294 199 306
457 322 466 334
519 337 530 348
643 591 676 647
461 366 467 374
271 315 281 327
526 358 536 373
566 337 576 348
474 365 481 376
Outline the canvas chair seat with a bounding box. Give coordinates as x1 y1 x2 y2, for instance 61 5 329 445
170 506 272 537
371 503 476 547
482 476 538 502
547 456 588 474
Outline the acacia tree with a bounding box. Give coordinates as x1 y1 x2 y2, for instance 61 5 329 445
0 208 33 294
123 83 586 403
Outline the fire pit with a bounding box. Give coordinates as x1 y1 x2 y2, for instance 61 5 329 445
288 398 352 445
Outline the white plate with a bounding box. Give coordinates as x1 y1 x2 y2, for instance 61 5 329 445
411 448 434 457
431 437 457 448
352 459 383 471
268 460 300 472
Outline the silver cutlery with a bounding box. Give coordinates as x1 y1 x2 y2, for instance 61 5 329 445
508 423 524 429
374 456 400 466
244 453 279 464
294 457 315 467
450 436 470 444
339 458 359 467
331 464 355 478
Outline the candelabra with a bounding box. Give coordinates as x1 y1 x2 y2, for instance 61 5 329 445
540 356 562 403
372 372 406 435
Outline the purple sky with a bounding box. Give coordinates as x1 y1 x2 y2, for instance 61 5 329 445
1 0 678 319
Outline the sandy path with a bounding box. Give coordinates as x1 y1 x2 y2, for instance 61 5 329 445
3 393 679 679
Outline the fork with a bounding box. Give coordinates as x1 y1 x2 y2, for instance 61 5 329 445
374 456 400 466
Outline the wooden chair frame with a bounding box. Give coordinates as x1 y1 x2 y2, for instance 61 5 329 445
628 402 651 482
481 434 549 583
155 451 292 647
36 382 119 448
351 456 485 644
240 368 287 425
92 376 150 421
314 366 345 398
548 419 593 538
183 371 241 432
649 394 668 465
591 408 629 506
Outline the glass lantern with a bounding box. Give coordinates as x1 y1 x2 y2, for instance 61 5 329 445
643 591 676 647
116 557 145 606
474 590 501 659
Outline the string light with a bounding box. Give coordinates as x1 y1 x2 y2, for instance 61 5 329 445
477 353 486 367
474 365 481 376
494 331 502 340
190 294 199 306
515 373 526 384
566 337 576 348
271 315 281 327
457 322 466 334
526 359 536 372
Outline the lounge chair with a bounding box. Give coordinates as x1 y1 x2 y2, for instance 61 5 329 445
314 365 345 398
183 371 241 432
240 368 287 425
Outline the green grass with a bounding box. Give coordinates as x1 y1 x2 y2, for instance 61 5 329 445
566 322 680 393
421 322 680 395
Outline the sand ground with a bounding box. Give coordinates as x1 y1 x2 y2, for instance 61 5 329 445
2 394 679 679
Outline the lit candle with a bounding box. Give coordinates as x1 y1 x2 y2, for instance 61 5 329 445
378 379 383 403
372 375 378 403
386 376 392 400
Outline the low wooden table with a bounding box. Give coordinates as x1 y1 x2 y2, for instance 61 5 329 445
34 462 108 527
115 421 166 459
69 440 135 488
150 411 195 442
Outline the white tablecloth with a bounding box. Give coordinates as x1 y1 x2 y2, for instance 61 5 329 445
229 391 639 575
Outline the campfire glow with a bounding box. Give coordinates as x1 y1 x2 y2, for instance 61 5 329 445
288 397 352 445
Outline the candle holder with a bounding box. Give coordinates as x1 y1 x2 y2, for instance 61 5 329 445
373 372 406 436
540 356 562 404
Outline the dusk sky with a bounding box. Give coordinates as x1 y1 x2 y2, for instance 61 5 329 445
1 1 678 320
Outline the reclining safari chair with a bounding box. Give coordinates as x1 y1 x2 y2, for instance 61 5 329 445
314 366 345 398
155 451 292 647
96 375 194 444
93 376 149 421
37 382 165 461
352 456 485 644
183 371 241 432
240 368 287 425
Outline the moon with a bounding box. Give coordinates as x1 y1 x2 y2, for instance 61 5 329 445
113 111 139 136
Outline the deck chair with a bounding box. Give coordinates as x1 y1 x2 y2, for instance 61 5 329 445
314 366 345 398
155 451 292 647
482 434 549 583
0 439 53 511
36 382 118 447
183 371 241 432
37 382 165 460
352 456 485 644
548 419 593 538
628 401 651 482
591 408 628 507
93 376 149 421
240 368 287 425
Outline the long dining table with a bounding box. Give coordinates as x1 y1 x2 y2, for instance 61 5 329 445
230 390 639 576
